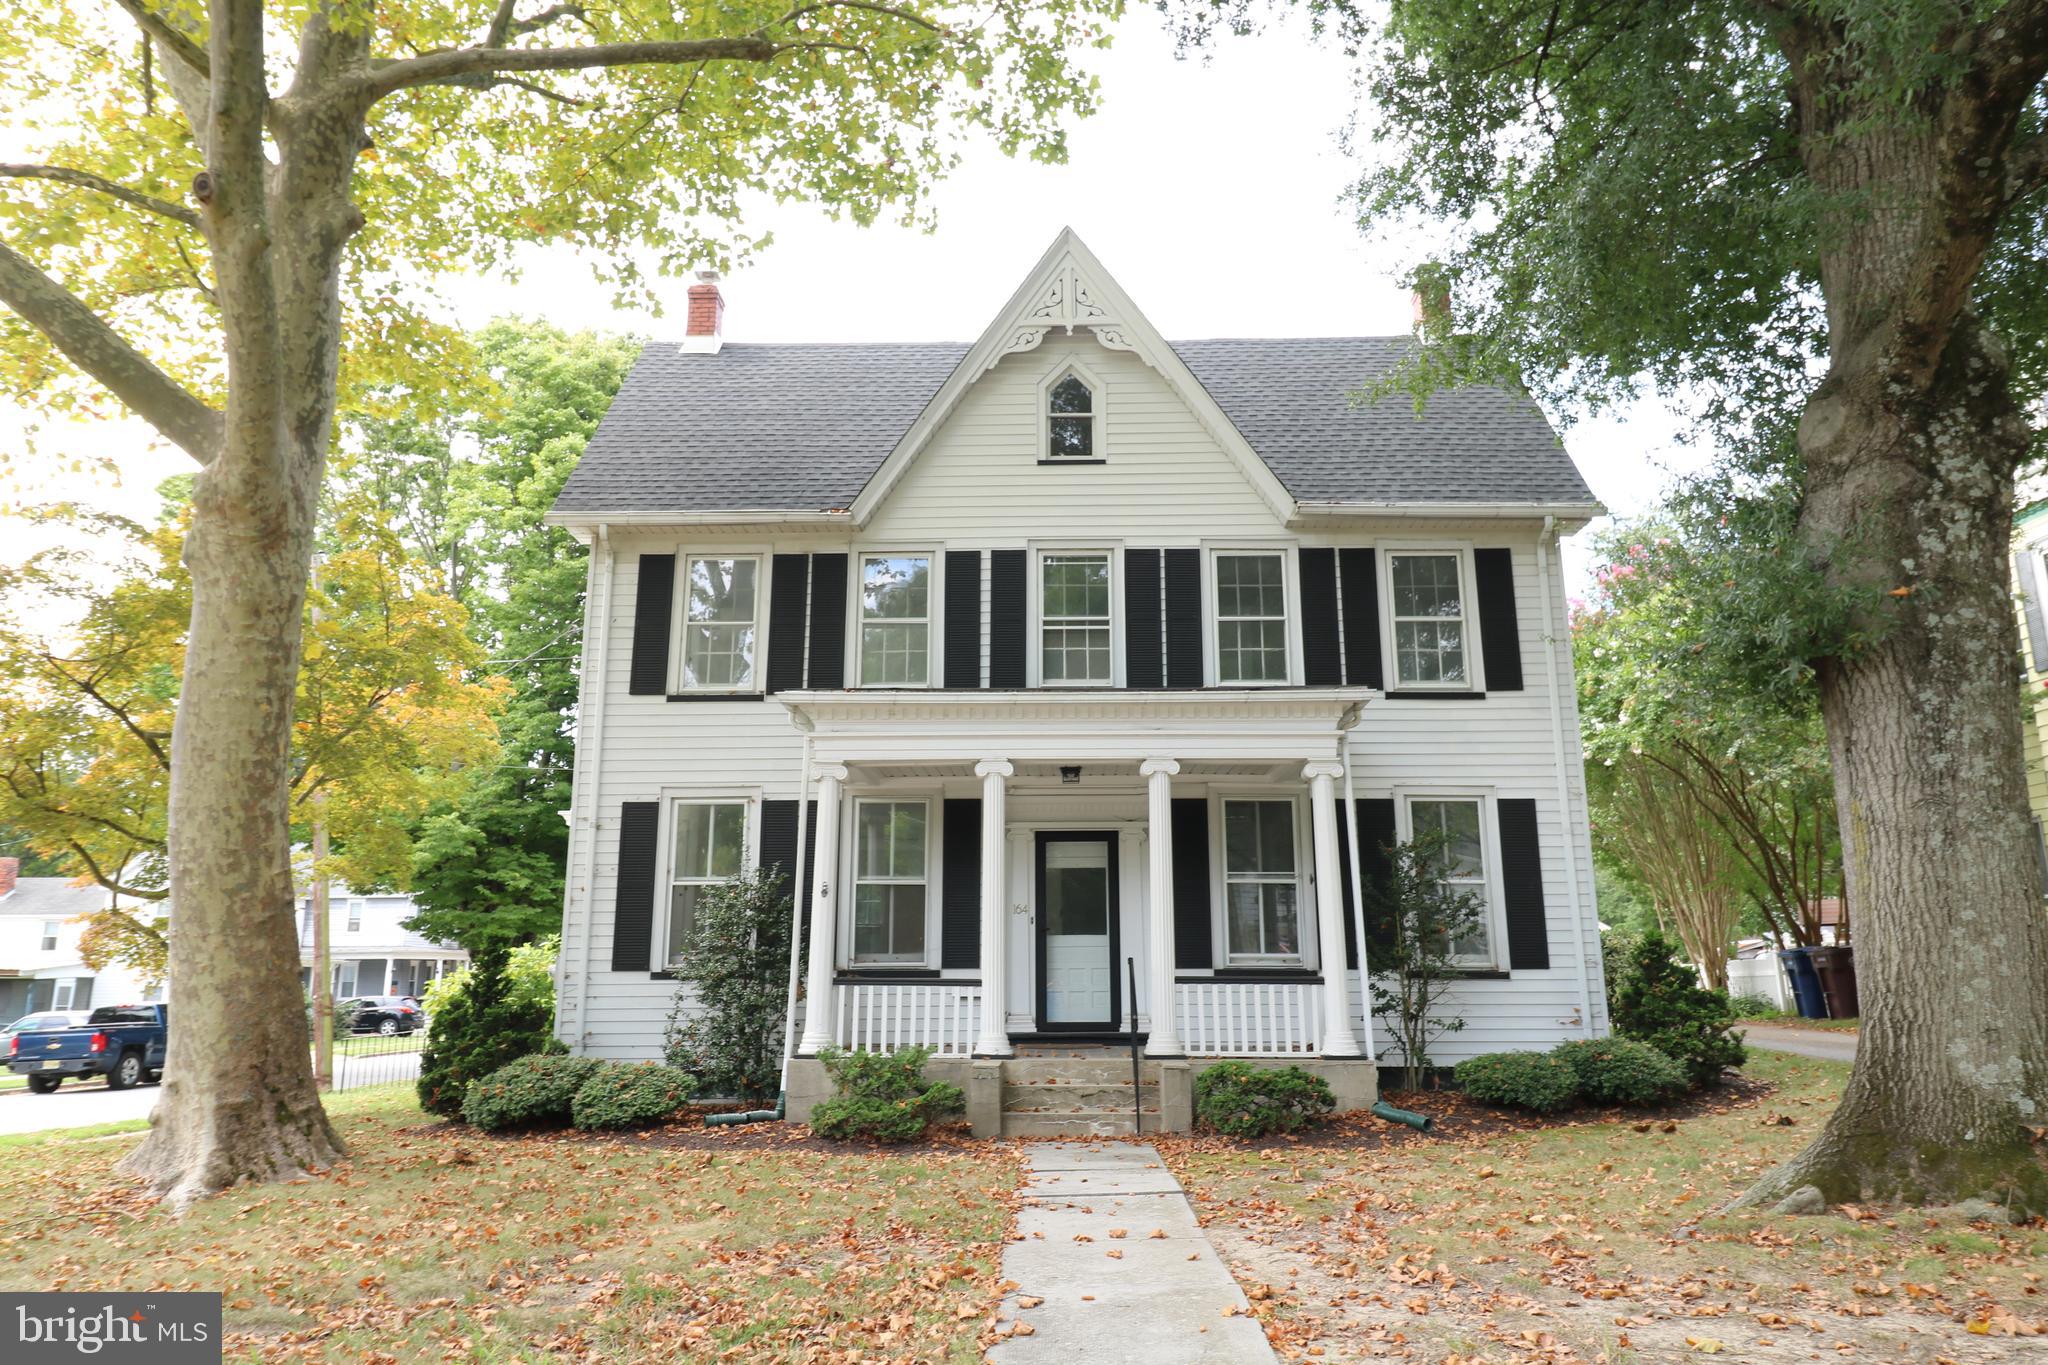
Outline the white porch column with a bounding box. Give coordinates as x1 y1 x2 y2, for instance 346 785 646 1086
1140 757 1185 1057
797 762 850 1055
1304 761 1363 1058
974 760 1015 1057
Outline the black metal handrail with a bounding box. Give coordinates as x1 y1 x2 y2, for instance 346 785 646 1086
1126 956 1141 1135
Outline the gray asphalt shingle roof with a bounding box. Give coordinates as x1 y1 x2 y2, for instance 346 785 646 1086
550 337 1594 515
0 878 109 919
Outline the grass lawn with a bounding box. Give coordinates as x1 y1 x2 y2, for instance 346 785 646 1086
1746 1015 1861 1033
0 1088 1019 1361
1161 1052 2044 1361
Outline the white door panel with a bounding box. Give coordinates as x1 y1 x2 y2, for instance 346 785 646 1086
1043 838 1113 1025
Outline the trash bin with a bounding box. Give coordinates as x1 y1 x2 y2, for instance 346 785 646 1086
1778 947 1828 1019
1808 945 1860 1020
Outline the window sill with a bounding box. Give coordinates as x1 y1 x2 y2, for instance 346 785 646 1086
835 967 945 981
1178 969 1322 985
1383 690 1487 700
666 692 766 702
1036 458 1107 466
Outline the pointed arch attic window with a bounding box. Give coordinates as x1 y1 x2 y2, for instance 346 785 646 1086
1046 372 1097 460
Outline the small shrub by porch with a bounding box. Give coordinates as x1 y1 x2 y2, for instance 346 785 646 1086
1453 1050 1580 1113
1192 1060 1336 1138
810 1045 966 1143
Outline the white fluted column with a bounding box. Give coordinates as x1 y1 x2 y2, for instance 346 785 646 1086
797 763 849 1055
974 760 1015 1056
1304 761 1363 1057
1140 757 1185 1057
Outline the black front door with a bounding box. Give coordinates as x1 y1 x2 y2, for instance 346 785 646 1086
1035 831 1120 1031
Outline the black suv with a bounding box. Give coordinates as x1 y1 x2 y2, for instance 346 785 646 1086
342 996 424 1035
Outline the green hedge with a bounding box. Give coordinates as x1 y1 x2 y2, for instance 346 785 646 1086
1454 1051 1580 1113
1193 1061 1336 1138
461 1054 600 1131
1550 1037 1688 1106
809 1046 964 1143
570 1062 699 1131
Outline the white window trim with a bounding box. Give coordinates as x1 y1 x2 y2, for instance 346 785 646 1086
842 795 940 969
849 548 943 689
1203 544 1302 687
1028 544 1123 688
1208 790 1316 969
1038 358 1107 463
345 899 364 933
39 921 59 952
1378 542 1486 693
668 547 771 695
656 790 761 969
1391 787 1509 970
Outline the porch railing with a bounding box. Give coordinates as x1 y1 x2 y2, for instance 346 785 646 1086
831 980 983 1056
1177 980 1324 1057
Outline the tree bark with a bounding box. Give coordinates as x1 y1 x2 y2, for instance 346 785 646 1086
1735 307 2048 1214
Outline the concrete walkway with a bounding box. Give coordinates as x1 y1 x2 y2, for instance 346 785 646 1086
1740 1023 1858 1063
987 1143 1275 1364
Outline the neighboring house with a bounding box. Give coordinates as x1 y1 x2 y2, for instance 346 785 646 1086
545 230 1607 1134
0 859 166 1019
295 886 467 1000
2011 500 2048 889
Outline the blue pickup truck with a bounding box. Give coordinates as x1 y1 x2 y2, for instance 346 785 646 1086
6 1003 167 1094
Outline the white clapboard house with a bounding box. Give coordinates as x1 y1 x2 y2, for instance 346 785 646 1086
547 231 1607 1135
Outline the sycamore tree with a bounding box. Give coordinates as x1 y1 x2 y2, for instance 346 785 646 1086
1177 0 2048 1212
0 495 501 984
0 0 1114 1205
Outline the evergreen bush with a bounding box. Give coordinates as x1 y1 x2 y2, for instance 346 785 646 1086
663 869 790 1102
460 1053 600 1130
1550 1037 1688 1106
418 941 556 1117
808 1046 965 1142
1454 1051 1581 1113
1609 930 1748 1086
1192 1061 1336 1138
570 1062 699 1131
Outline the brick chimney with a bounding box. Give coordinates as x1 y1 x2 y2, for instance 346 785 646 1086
0 857 17 898
683 270 724 354
1409 263 1451 341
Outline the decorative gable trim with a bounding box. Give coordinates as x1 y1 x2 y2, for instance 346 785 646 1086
847 228 1299 527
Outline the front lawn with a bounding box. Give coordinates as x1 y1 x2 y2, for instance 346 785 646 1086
1164 1052 2044 1360
0 1088 1018 1361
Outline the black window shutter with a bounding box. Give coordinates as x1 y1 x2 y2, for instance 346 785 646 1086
1498 798 1549 969
988 549 1027 688
941 798 982 968
759 799 799 894
806 553 848 689
628 554 675 695
1299 547 1342 686
1171 797 1212 969
611 801 660 971
944 550 982 688
1474 548 1524 692
2017 552 2048 672
765 555 809 695
1124 548 1164 688
1356 798 1398 963
1163 548 1203 688
1337 548 1382 689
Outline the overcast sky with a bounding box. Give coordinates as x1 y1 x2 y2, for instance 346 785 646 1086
2 14 1713 608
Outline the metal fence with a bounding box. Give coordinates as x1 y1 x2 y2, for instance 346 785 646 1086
323 1027 427 1093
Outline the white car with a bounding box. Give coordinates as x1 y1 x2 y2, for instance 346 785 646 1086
1 1010 90 1049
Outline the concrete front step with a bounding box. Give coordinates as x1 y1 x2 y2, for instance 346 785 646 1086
1000 1057 1156 1084
1004 1081 1158 1112
1002 1109 1158 1138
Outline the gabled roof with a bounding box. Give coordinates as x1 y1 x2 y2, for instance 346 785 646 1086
549 230 1598 525
0 878 110 919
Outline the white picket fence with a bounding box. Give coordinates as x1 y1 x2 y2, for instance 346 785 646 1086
1726 954 1793 1011
831 981 983 1056
1176 980 1324 1057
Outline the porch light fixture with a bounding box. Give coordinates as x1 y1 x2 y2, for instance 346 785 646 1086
1060 766 1082 784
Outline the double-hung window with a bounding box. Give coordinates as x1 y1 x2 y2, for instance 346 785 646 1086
1040 552 1113 684
1408 797 1493 965
345 899 363 933
1046 372 1097 460
38 921 58 952
851 800 928 964
1388 552 1471 688
859 554 931 685
1221 799 1303 963
679 556 760 690
668 800 748 963
1215 551 1289 684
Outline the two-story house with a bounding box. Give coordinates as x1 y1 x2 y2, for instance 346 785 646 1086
0 859 165 1019
546 231 1607 1135
295 884 469 1001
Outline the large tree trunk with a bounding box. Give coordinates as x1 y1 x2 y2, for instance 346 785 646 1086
1735 307 2048 1214
116 4 363 1207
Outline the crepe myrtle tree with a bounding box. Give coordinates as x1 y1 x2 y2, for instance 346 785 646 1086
0 0 1115 1207
1172 0 2048 1213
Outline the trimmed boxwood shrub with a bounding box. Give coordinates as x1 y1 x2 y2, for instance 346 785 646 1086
809 1046 965 1143
570 1062 699 1131
461 1053 600 1131
1550 1037 1688 1107
1609 931 1748 1087
1455 1051 1580 1113
1193 1061 1336 1138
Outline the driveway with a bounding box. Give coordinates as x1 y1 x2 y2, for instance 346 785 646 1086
0 1078 160 1136
1739 1022 1858 1063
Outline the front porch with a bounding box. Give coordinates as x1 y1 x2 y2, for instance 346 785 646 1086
778 690 1382 1133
